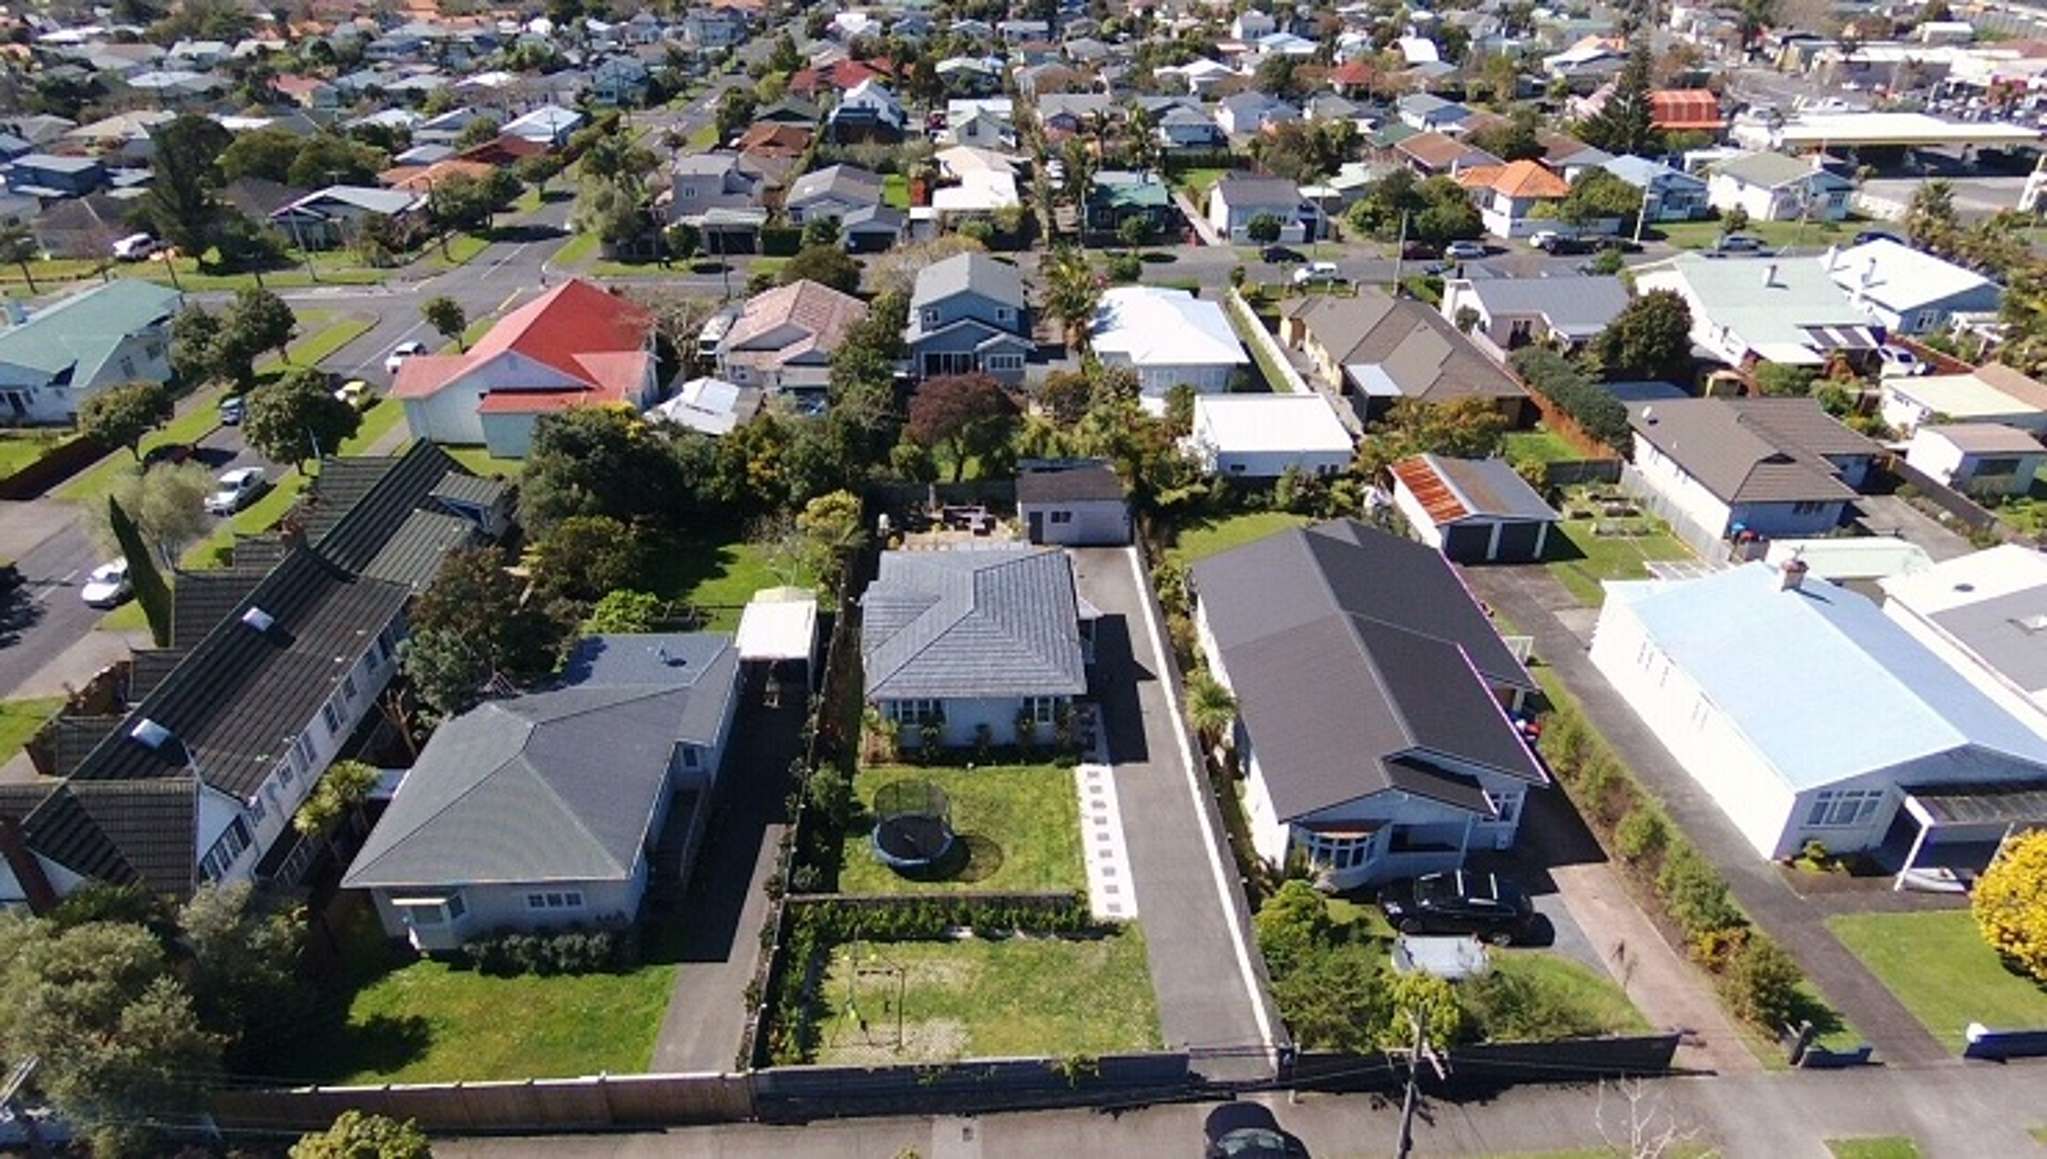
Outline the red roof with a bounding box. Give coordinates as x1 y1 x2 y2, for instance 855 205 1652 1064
456 134 547 166
789 58 892 97
1649 89 1724 131
1328 58 1376 87
391 278 656 412
1388 456 1469 525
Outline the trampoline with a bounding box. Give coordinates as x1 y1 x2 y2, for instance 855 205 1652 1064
869 779 956 873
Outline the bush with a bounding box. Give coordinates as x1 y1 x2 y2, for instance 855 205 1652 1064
1107 252 1142 283
1509 347 1631 453
1461 965 1611 1042
1614 804 1670 868
464 927 631 976
1974 828 2047 981
1719 933 1804 1029
1656 844 1743 942
759 225 803 256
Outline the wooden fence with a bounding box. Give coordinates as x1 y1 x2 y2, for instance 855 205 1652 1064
1290 1033 1684 1094
0 433 109 500
211 1071 757 1136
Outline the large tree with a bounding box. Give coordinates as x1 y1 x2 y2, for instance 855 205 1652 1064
1576 40 1658 156
242 367 361 468
422 295 468 350
178 883 306 1067
405 546 568 715
1356 397 1509 479
286 133 386 189
141 113 232 259
218 125 303 183
224 286 297 365
108 495 171 646
1466 105 1546 162
77 381 171 460
1976 829 2047 983
523 514 642 602
1041 246 1102 351
778 244 862 295
93 461 213 570
908 373 1019 481
1591 289 1694 383
291 1112 432 1159
1906 179 1959 256
520 406 691 534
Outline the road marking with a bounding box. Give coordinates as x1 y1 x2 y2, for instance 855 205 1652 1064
1122 546 1277 1059
349 319 431 373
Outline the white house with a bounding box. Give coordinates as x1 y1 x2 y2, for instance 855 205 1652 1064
1191 520 1545 888
1903 423 2047 497
1015 458 1131 547
1206 175 1309 244
1455 159 1574 240
1090 286 1249 394
1632 253 1880 367
1188 393 1354 478
1388 454 1561 563
1880 363 2047 438
1626 396 1878 542
1591 560 2047 863
1882 546 2047 741
1821 238 2003 334
0 280 180 424
1705 151 1854 222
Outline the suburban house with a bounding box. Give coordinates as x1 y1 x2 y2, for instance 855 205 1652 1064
2 153 107 198
1280 291 1530 424
1822 238 2003 334
1084 170 1176 237
904 252 1032 384
784 163 883 225
1207 176 1310 244
1455 159 1572 239
1157 104 1227 149
1881 546 2047 740
503 104 584 148
1880 363 2047 438
0 444 504 908
828 78 907 143
1392 132 1503 178
1388 454 1562 563
1190 520 1545 888
713 279 869 395
1903 423 2046 497
1633 253 1880 368
1215 91 1300 136
270 185 427 248
1439 274 1629 360
1600 154 1709 221
666 151 766 246
1626 396 1879 542
1650 88 1726 134
1705 151 1854 222
1016 458 1131 547
645 375 763 437
0 280 181 424
1089 286 1248 394
1590 560 2047 867
393 278 660 458
1397 93 1475 133
343 632 742 952
860 547 1089 749
1188 393 1354 478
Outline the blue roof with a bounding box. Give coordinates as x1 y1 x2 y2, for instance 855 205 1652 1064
1601 154 1701 188
1610 562 2047 791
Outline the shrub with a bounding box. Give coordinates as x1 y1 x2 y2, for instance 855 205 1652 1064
1720 933 1804 1029
1107 252 1142 282
1614 804 1671 868
1460 965 1611 1042
1974 828 2047 982
464 927 630 976
1656 844 1743 941
1575 752 1630 824
1509 347 1631 453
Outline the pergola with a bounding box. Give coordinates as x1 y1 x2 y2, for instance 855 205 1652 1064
1894 782 2047 891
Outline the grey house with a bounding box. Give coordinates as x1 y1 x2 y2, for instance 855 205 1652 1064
784 164 882 225
344 633 741 953
1017 458 1131 546
1438 274 1630 361
904 252 1033 383
862 547 1090 749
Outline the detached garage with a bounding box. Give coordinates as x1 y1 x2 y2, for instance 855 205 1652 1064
1389 454 1560 564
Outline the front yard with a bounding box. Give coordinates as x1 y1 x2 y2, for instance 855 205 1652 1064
1172 167 1229 204
839 764 1085 895
1826 910 2047 1053
0 697 60 761
1165 511 1313 569
811 927 1161 1064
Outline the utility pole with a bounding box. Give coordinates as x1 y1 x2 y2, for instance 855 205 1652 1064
1391 209 1410 295
1394 1006 1445 1159
0 1055 49 1159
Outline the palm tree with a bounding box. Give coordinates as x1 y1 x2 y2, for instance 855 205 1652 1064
1126 106 1161 177
1041 246 1101 353
0 221 39 294
1187 672 1238 749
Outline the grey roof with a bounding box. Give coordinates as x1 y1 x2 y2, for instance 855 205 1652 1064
1909 781 2047 826
429 472 510 509
1920 422 2043 454
1628 397 1868 504
1191 520 1542 822
842 203 906 232
1212 174 1302 207
1015 458 1125 504
361 509 477 588
170 569 265 649
1931 587 2047 695
1455 275 1630 339
910 251 1025 311
344 634 738 889
787 163 882 206
862 547 1087 700
1288 291 1526 405
1411 454 1562 523
1710 150 1852 190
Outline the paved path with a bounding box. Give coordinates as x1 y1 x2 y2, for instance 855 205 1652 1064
1465 565 1951 1066
441 1058 2047 1158
1853 494 1976 562
1068 547 1273 1080
1073 762 1136 922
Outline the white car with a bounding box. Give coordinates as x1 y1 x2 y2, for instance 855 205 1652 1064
1878 344 1927 377
1292 260 1344 287
111 233 159 261
206 467 267 515
384 340 428 377
1444 240 1488 261
80 560 131 608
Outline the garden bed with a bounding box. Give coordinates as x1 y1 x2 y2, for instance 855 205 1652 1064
839 764 1085 896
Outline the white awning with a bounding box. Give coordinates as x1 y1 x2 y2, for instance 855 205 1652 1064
390 895 452 908
736 588 819 663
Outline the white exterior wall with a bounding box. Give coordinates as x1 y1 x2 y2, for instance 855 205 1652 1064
1096 354 1236 394
1391 478 1447 549
369 875 644 952
1905 436 2045 497
1021 498 1131 546
0 327 174 424
889 696 1037 748
1633 440 1738 537
402 386 488 445
1878 386 2047 439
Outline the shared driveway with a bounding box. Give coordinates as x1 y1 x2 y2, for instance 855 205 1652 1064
1068 547 1275 1082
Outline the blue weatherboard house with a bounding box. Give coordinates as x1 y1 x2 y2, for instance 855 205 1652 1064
904 253 1032 384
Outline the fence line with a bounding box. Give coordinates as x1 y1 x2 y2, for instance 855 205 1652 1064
1225 287 1310 396
1615 464 1735 564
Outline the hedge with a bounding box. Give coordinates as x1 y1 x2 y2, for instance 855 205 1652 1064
760 225 804 256
1509 347 1632 454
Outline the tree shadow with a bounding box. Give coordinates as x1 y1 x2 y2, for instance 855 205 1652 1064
0 565 40 647
947 833 1004 883
1139 250 1178 264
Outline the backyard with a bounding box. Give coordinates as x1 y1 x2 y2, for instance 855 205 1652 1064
0 430 75 481
1503 426 1583 467
811 927 1161 1064
1165 511 1312 569
1826 909 2047 1053
1544 489 1693 607
839 764 1085 896
1172 168 1230 204
642 529 814 632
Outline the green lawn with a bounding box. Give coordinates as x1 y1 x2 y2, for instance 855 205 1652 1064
1486 951 1655 1036
97 597 149 634
0 697 61 762
552 232 602 268
1173 167 1229 203
439 312 500 354
1504 427 1583 466
1166 511 1313 568
686 120 719 149
840 764 1085 895
643 530 811 631
0 429 76 481
813 927 1160 1064
1826 1139 1922 1159
1651 217 1862 252
882 173 910 210
256 314 375 384
181 468 314 570
1544 497 1692 607
440 444 521 478
1827 910 2047 1053
337 398 407 456
1223 295 1297 393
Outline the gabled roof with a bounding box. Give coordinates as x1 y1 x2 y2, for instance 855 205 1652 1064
1627 396 1871 504
1390 454 1561 525
1452 274 1630 338
1286 290 1525 405
861 547 1087 700
0 280 180 385
786 162 882 206
1455 158 1569 199
391 277 653 402
1210 174 1302 207
1394 130 1501 171
1192 520 1542 821
1650 88 1724 130
344 634 738 888
910 251 1025 311
1015 458 1124 504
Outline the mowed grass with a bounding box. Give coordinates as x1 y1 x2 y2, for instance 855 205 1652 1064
813 927 1160 1064
1165 511 1312 568
883 173 910 209
1503 427 1584 466
1651 216 1862 251
1487 951 1655 1036
0 697 61 761
840 764 1085 895
0 429 76 480
1544 513 1692 607
181 469 314 570
552 231 602 268
1825 1139 1922 1159
1827 910 2047 1053
643 530 812 631
1173 167 1229 203
337 397 407 456
440 444 521 478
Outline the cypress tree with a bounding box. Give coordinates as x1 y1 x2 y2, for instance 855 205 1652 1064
109 495 171 647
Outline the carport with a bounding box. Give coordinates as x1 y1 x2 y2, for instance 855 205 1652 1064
735 586 819 700
1892 782 2047 891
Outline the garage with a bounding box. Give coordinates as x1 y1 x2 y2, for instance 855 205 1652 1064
1388 453 1562 565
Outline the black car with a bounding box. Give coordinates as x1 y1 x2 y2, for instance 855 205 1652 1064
1260 245 1306 263
1205 1103 1293 1159
1854 229 1904 246
1378 870 1535 944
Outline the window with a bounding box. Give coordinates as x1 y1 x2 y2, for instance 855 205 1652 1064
886 699 945 725
1021 696 1059 725
276 757 294 786
1805 789 1885 828
526 891 585 910
1976 457 2023 477
321 700 341 737
1299 829 1372 871
987 353 1024 372
342 673 359 703
1791 500 1828 516
995 306 1014 323
1049 510 1073 524
293 732 316 769
199 818 252 882
1483 791 1520 826
1689 696 1712 730
248 793 266 824
682 745 700 769
446 892 466 920
921 307 940 328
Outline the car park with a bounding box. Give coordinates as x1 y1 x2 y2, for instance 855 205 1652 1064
384 340 428 376
80 561 131 608
1378 870 1535 945
1444 239 1489 260
206 467 267 516
1291 260 1345 287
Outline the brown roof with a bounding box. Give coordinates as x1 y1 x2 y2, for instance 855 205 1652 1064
1921 423 2046 454
1975 363 2047 412
1286 291 1526 406
1650 89 1725 131
1395 130 1500 172
1627 397 1867 504
721 279 869 372
1456 159 1569 199
736 123 813 157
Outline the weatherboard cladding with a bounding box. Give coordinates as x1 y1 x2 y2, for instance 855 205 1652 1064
861 547 1087 700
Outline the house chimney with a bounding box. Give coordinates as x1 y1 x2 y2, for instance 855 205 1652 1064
1761 262 1777 287
1780 557 1809 592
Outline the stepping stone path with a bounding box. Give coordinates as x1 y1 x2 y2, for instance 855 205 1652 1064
1075 761 1136 922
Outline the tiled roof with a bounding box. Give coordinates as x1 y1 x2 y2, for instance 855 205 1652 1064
718 280 867 372
390 278 653 404
1455 159 1569 198
861 547 1087 700
1650 88 1724 130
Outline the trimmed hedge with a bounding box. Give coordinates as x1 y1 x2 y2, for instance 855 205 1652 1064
1510 347 1632 454
461 927 633 976
760 225 804 256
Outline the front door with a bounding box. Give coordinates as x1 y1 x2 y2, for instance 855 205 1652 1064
1027 510 1044 542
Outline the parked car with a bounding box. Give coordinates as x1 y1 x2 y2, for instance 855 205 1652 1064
1377 870 1536 945
1204 1103 1293 1159
218 395 244 425
142 442 193 467
1291 260 1345 287
111 232 159 261
1712 233 1765 254
1530 230 1593 255
1260 245 1305 264
383 339 428 376
333 379 373 410
1878 343 1928 377
1854 229 1904 246
1400 239 1442 260
80 560 131 608
206 467 267 516
1444 239 1489 261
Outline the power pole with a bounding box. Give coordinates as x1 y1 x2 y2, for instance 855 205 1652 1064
0 1055 49 1159
1395 1006 1426 1159
1391 209 1410 294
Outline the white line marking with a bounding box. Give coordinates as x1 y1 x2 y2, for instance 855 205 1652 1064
349 319 430 373
1123 546 1276 1058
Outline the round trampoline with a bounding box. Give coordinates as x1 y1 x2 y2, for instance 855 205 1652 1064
869 779 956 873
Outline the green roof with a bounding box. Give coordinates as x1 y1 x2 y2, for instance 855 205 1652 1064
1093 177 1171 209
0 280 181 385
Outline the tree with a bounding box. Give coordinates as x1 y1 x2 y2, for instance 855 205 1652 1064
1253 53 1304 99
0 220 40 293
287 133 386 188
225 287 297 364
218 125 304 183
406 546 569 716
108 495 171 646
584 589 664 633
291 1112 432 1159
1245 213 1284 245
78 382 172 460
1976 829 2047 982
2002 262 2047 380
908 373 1019 481
779 244 862 294
178 883 306 1066
293 758 379 840
572 175 652 254
1037 369 1094 427
422 296 468 350
1591 289 1693 383
1186 671 1236 746
1551 168 1644 228
714 88 758 142
1576 40 1658 156
455 115 503 150
1906 179 1959 255
427 170 500 233
802 215 843 249
1356 398 1509 480
524 514 642 602
1042 246 1102 351
795 488 866 592
244 367 360 468
170 305 225 386
1467 105 1545 162
520 406 691 533
142 113 232 260
1117 214 1152 253
92 461 212 571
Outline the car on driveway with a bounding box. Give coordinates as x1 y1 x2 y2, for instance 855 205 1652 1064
80 561 131 608
1878 343 1928 377
1529 230 1593 255
206 467 267 516
1378 869 1535 945
1444 239 1489 261
384 340 428 376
